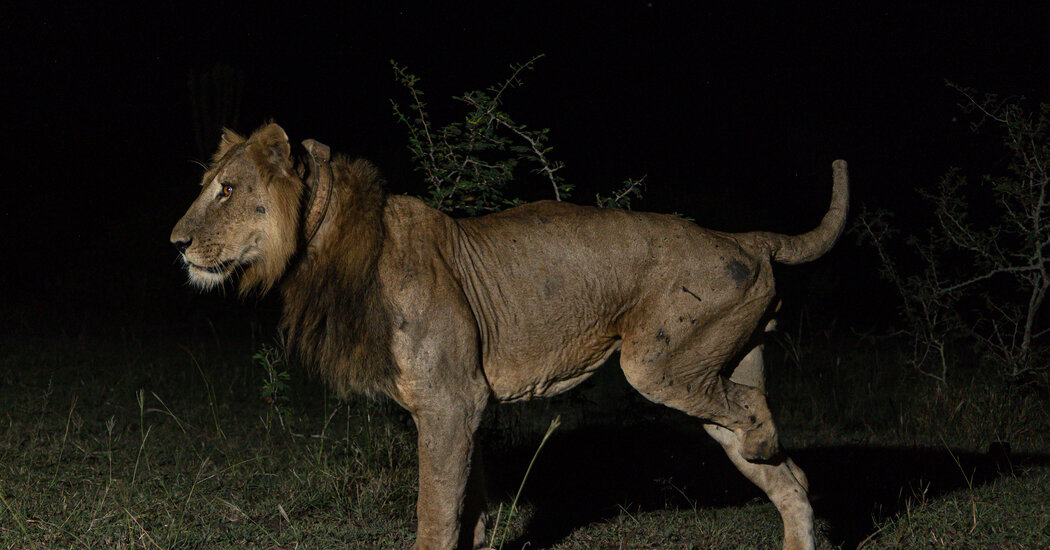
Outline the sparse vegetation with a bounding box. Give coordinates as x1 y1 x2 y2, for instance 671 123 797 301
0 329 420 549
4 79 1048 548
1 320 1046 549
860 464 1050 549
855 87 1049 387
255 343 292 433
391 55 644 215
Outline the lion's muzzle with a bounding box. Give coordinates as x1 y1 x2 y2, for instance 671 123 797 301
172 238 191 254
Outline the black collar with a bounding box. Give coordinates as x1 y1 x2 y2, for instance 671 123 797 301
301 139 333 246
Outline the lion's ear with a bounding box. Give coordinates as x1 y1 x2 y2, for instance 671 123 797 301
249 122 292 172
211 128 245 164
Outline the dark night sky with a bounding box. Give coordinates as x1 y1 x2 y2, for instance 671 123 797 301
3 3 1048 330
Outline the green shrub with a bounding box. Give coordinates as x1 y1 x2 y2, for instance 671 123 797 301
391 55 643 215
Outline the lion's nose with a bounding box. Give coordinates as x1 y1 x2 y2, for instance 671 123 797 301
172 238 192 253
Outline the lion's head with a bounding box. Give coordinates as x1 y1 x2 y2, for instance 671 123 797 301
170 123 303 294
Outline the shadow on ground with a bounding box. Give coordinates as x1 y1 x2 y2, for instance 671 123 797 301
484 422 1046 549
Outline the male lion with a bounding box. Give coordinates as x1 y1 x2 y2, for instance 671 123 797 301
171 122 847 550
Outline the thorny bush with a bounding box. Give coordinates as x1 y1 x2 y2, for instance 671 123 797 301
856 86 1049 387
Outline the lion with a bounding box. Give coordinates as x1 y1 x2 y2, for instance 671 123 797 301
171 122 847 550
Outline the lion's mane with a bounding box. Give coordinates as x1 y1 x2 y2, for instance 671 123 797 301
279 157 399 397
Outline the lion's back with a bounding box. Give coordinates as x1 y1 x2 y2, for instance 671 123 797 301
453 201 761 400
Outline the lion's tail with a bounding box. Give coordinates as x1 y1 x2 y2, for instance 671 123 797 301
748 160 849 266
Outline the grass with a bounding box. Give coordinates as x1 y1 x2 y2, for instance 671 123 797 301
547 504 797 549
0 319 1048 549
0 327 419 548
861 464 1050 548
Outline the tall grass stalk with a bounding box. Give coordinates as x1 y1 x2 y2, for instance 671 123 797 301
50 394 78 487
147 391 206 464
490 415 561 549
131 424 153 486
940 435 979 533
122 506 161 550
0 482 33 547
131 388 152 484
105 415 116 483
214 497 281 546
185 347 226 440
149 392 189 435
167 457 210 547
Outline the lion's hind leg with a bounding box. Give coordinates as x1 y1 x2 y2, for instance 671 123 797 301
618 329 781 462
704 423 815 550
620 327 814 549
705 332 815 550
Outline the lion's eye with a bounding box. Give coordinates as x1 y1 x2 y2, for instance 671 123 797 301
219 183 234 199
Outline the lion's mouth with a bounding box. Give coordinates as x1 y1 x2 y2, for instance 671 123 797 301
185 258 237 274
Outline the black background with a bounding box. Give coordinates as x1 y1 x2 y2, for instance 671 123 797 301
3 2 1048 331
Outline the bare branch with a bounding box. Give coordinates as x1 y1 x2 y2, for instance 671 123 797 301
609 176 646 207
858 89 1049 383
935 264 1041 296
487 113 565 201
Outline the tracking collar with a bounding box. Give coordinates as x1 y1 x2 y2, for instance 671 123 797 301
301 139 333 246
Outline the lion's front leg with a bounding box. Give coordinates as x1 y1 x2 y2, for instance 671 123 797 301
411 401 487 550
465 447 490 549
